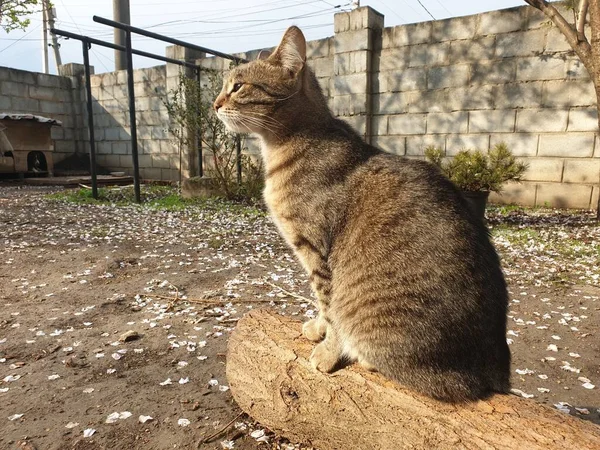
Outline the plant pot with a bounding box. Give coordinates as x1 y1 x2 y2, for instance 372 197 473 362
461 190 490 220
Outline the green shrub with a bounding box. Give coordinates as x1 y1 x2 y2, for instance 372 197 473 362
424 143 527 193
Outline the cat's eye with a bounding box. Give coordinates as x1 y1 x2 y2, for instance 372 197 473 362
231 82 243 93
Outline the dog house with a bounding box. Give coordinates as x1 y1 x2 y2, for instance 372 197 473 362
0 114 61 176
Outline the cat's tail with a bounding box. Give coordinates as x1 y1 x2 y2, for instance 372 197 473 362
379 365 510 403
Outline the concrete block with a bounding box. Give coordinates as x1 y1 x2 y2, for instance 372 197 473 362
563 159 600 184
406 135 445 156
135 97 151 111
118 155 134 169
489 181 537 207
312 57 334 78
39 100 66 115
432 15 477 42
8 69 34 84
373 135 405 155
395 22 432 46
536 182 594 209
566 57 590 80
568 108 598 132
496 29 546 58
90 75 102 88
152 154 173 169
388 114 427 135
479 8 525 35
521 158 563 182
545 27 572 53
427 64 469 89
139 111 164 126
152 127 171 140
346 7 384 31
470 59 516 85
160 140 176 154
112 142 130 155
334 73 368 95
161 168 179 181
307 38 332 58
0 92 12 110
10 97 39 112
543 80 596 107
334 52 368 75
469 110 516 133
449 37 495 64
517 55 566 81
334 29 370 53
516 109 569 133
54 140 75 152
50 127 64 140
538 132 595 157
381 28 394 49
334 11 350 33
373 92 410 114
409 42 449 67
138 139 161 154
104 127 122 141
446 134 490 155
1 81 27 97
28 85 58 101
427 111 468 134
386 67 426 92
448 85 495 111
342 115 367 135
102 154 122 168
592 186 599 210
96 141 112 154
407 89 452 113
140 168 162 180
493 81 543 109
490 133 539 157
372 115 388 135
525 6 547 30
375 47 411 71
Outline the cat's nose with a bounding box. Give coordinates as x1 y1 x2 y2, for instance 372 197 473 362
214 98 223 112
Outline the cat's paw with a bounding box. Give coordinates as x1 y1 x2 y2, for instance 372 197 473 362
302 318 326 342
309 342 340 373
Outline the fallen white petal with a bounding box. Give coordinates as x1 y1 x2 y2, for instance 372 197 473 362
65 422 79 429
48 374 60 381
8 414 23 421
178 418 190 427
139 415 153 424
159 378 172 386
83 428 96 437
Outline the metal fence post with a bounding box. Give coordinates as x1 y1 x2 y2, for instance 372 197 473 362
82 40 98 199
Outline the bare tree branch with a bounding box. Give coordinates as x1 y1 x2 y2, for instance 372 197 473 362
578 0 590 38
525 0 593 67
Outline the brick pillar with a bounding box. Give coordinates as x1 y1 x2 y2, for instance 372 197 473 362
333 6 383 144
165 45 205 179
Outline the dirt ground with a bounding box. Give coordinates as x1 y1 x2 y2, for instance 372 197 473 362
0 184 598 450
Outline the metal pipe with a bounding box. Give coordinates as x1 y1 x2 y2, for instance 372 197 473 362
50 28 199 69
196 68 203 178
125 30 141 203
82 40 98 199
93 15 247 64
236 136 242 185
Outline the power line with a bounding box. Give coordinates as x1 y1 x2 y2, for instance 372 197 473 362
415 0 436 20
0 24 42 54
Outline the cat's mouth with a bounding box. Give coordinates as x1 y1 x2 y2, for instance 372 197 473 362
216 110 252 134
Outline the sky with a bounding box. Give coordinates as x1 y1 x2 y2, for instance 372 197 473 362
0 0 525 75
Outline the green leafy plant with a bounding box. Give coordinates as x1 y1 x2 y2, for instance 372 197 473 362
1 0 44 32
425 143 527 193
163 69 263 203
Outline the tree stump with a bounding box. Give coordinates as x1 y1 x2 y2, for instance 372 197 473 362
226 309 600 450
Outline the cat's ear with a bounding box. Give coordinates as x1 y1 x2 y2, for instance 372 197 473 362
257 50 271 60
271 26 306 76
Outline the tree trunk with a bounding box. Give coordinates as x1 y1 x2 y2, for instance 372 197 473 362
226 309 600 450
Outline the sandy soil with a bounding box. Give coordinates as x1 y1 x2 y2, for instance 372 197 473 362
0 185 598 450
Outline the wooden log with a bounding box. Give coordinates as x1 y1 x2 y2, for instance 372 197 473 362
226 309 600 450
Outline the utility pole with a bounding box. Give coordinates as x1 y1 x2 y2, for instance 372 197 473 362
113 0 131 70
42 4 49 73
44 0 63 70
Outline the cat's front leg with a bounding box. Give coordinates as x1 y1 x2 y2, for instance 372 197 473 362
310 327 343 373
302 315 327 342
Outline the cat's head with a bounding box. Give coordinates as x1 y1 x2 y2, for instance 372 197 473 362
214 26 327 142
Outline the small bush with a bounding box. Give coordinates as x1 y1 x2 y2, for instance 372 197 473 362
424 143 527 193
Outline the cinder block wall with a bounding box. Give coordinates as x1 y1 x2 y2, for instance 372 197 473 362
89 64 184 181
368 6 598 209
0 66 85 166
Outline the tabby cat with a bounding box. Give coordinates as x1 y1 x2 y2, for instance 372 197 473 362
214 26 510 402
